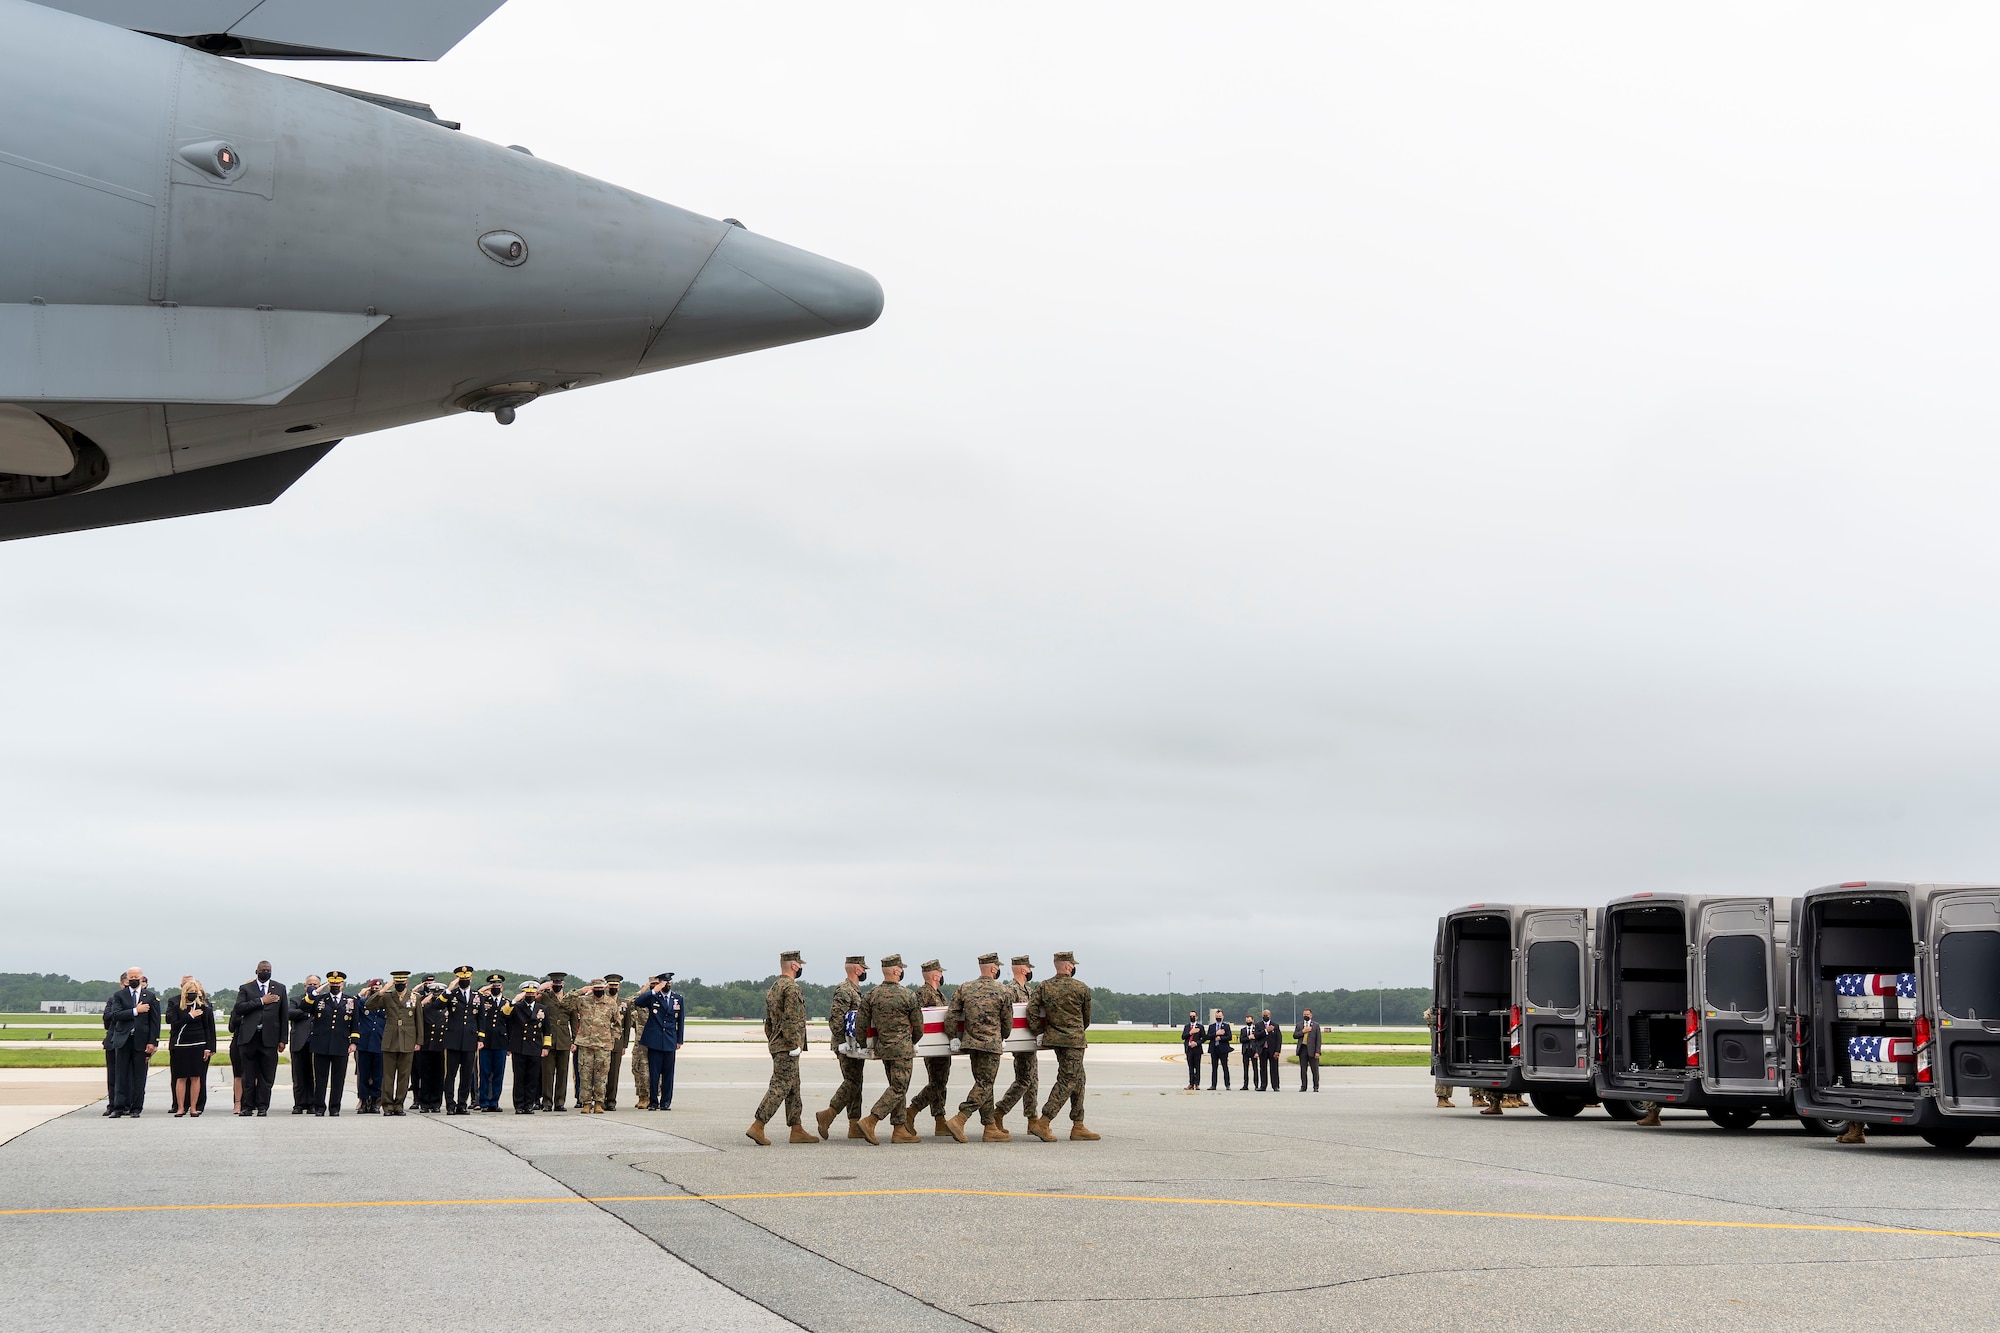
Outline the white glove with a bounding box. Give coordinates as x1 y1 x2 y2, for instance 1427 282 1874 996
949 1037 961 1053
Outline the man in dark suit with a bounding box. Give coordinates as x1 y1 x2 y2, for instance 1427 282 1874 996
1260 1008 1282 1092
1205 1010 1232 1090
1245 1014 1266 1090
1179 1012 1203 1090
1294 1007 1322 1091
286 974 320 1114
102 968 160 1117
305 972 363 1116
232 961 287 1116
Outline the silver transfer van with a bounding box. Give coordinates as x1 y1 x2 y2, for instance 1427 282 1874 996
1592 892 1800 1128
1432 903 1596 1115
1793 881 2000 1148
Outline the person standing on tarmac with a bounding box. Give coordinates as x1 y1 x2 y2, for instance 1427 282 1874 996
1424 1007 1455 1107
1259 1009 1283 1092
1295 1007 1322 1092
1180 1011 1204 1090
1206 1009 1232 1090
1240 1014 1258 1090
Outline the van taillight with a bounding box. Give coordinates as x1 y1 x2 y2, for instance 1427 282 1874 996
1792 1014 1804 1078
1594 1010 1606 1063
1915 1015 1933 1085
1684 1008 1700 1068
1508 1005 1521 1059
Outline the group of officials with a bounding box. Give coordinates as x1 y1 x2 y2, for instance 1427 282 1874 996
96 963 691 1119
1179 1008 1326 1091
747 949 1099 1147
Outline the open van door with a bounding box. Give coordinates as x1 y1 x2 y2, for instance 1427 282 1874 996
1519 909 1589 1082
1929 889 2000 1115
1698 899 1779 1095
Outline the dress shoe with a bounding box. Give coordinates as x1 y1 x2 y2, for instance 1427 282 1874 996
237 1110 254 1117
255 1109 267 1116
328 1109 340 1116
313 1108 325 1117
102 1107 118 1117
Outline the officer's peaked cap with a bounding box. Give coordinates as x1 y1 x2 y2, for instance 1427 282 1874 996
518 981 538 993
390 970 411 979
453 966 474 977
325 970 347 982
485 973 505 983
546 971 567 981
603 973 624 984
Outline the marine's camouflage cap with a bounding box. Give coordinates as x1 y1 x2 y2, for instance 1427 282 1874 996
845 955 866 967
1011 955 1032 967
780 950 804 965
921 959 944 974
880 953 904 970
1053 950 1076 964
977 952 1000 966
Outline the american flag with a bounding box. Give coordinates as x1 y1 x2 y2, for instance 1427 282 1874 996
1835 973 1916 999
1848 1035 1914 1063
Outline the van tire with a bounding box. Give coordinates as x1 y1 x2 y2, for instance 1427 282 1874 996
1600 1099 1643 1121
1528 1091 1586 1118
1704 1108 1761 1131
1920 1129 1977 1150
1798 1116 1848 1137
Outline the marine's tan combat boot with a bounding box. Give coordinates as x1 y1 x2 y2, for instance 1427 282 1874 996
1835 1121 1868 1145
1027 1116 1058 1142
1436 1097 1454 1109
933 1115 952 1139
1478 1100 1503 1116
1500 1094 1527 1109
1069 1122 1100 1141
982 1119 1013 1142
746 1119 771 1146
857 1114 881 1145
847 1118 867 1140
1634 1104 1662 1127
891 1122 920 1144
814 1107 838 1140
943 1112 970 1143
789 1124 817 1144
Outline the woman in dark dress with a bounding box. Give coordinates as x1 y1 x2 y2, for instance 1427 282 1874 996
166 978 217 1117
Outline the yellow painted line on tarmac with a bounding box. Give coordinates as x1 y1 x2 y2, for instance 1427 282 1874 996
4 1187 1999 1240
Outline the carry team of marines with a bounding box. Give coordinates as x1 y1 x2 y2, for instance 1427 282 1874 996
748 948 1099 1147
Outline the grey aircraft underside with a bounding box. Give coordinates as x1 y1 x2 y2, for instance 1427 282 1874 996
0 0 884 541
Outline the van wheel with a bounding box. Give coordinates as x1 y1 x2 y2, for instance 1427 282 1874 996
1921 1129 1977 1150
1601 1099 1642 1121
1705 1108 1761 1131
1798 1116 1848 1137
1528 1091 1586 1118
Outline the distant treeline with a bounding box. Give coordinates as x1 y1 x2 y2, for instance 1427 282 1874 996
2 971 1429 1025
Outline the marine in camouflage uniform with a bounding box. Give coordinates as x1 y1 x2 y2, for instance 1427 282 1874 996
944 952 1011 1142
992 954 1039 1130
857 954 925 1144
815 956 870 1141
539 972 575 1110
1423 1007 1454 1107
1028 949 1097 1141
748 950 815 1145
601 974 628 1110
570 978 620 1112
906 960 953 1136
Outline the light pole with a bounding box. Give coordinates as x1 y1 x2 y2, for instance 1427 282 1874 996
1291 980 1298 1026
1259 969 1265 1014
1166 972 1172 1029
1198 978 1204 1023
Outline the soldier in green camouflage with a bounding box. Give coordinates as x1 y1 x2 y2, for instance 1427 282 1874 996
618 987 651 1110
992 953 1039 1134
857 954 925 1145
603 974 629 1111
815 955 870 1141
1027 950 1098 1141
748 950 816 1146
906 959 953 1137
943 952 1011 1143
570 978 620 1113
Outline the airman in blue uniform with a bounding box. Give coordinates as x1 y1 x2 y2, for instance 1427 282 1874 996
631 972 686 1110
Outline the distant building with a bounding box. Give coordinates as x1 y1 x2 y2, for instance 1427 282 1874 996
40 1001 104 1015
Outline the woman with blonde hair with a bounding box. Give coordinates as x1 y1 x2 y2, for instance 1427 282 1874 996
166 977 217 1117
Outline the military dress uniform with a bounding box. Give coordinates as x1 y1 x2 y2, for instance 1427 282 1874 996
571 979 620 1112
748 951 813 1145
906 961 953 1135
504 984 548 1113
356 997 387 1112
632 975 685 1110
414 980 450 1112
857 954 925 1144
364 973 420 1114
540 973 575 1110
305 974 363 1116
439 967 483 1114
993 956 1040 1128
817 957 869 1140
475 974 509 1111
944 953 1012 1142
603 974 630 1111
286 981 318 1113
1029 951 1097 1140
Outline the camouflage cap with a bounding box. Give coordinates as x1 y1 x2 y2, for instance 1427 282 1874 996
845 955 866 967
977 951 1000 966
603 973 624 984
1053 950 1076 964
586 977 606 988
880 953 904 970
920 959 943 974
780 950 804 965
1011 955 1032 967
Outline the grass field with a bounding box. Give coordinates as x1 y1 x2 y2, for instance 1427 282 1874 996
0 1030 115 1041
1086 1028 1426 1046
0 1050 274 1069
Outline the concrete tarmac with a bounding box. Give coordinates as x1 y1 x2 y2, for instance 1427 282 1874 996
5 1050 2000 1331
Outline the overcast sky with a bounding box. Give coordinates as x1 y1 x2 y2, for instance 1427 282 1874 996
8 3 2000 995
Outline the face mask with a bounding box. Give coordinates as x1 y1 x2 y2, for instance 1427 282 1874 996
329 983 342 993
1025 971 1034 982
591 988 605 997
858 973 868 985
393 981 406 991
256 969 271 982
457 979 470 988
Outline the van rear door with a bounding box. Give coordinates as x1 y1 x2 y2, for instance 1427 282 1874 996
1929 890 2000 1114
1520 909 1589 1081
1698 898 1779 1095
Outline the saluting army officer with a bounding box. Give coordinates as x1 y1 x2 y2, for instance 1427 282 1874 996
992 954 1039 1134
540 972 575 1110
304 971 363 1117
503 982 548 1114
747 950 816 1145
603 974 630 1112
815 956 870 1141
905 959 954 1138
364 971 420 1116
1027 950 1098 1141
571 978 620 1113
438 966 482 1115
857 954 925 1145
414 978 450 1112
943 952 1011 1143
